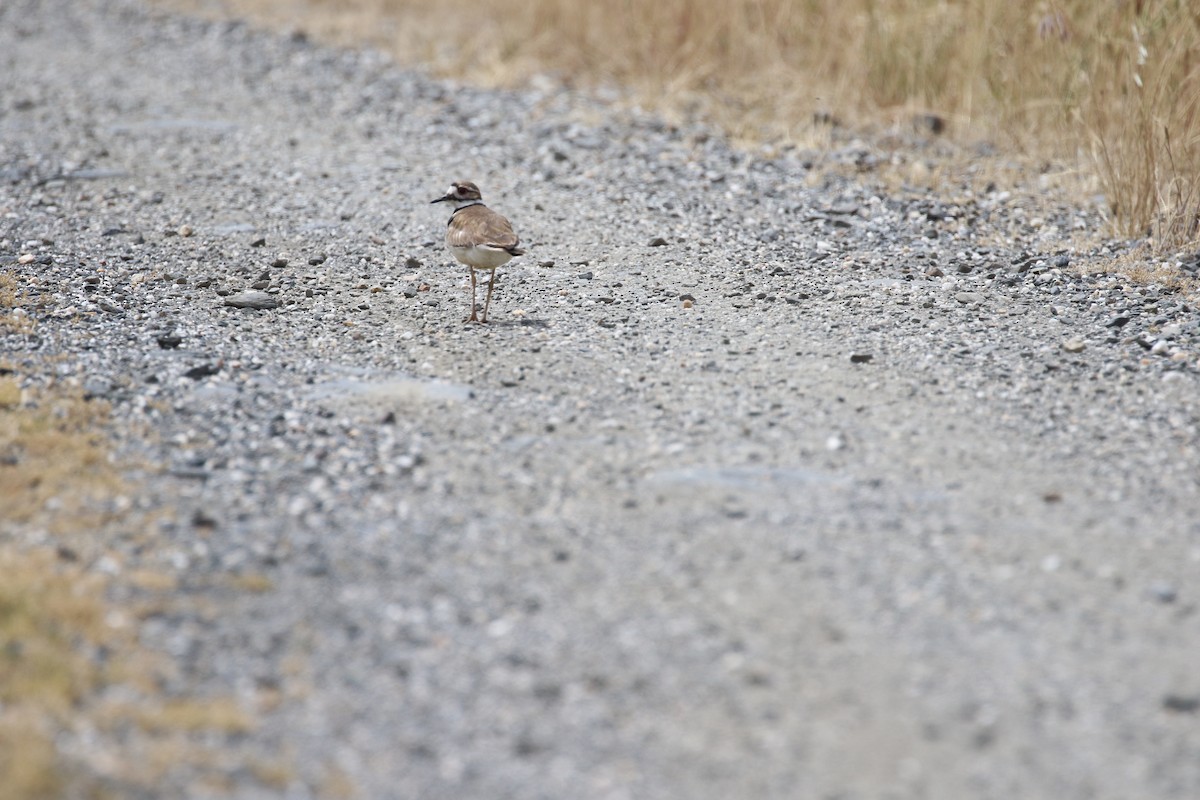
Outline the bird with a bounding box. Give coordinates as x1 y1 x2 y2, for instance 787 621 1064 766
431 180 525 324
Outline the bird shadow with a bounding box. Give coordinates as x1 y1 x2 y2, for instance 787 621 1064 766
467 316 550 330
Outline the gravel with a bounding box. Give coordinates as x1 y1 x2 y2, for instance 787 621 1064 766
2 1 1199 798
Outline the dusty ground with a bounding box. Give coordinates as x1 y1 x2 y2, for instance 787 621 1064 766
2 1 1199 798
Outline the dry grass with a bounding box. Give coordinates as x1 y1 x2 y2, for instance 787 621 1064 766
1 271 35 333
161 0 1200 252
0 550 112 712
229 572 276 593
0 547 128 799
0 709 63 800
1077 4 1200 246
0 383 122 532
0 271 17 306
0 379 266 798
134 698 255 734
0 549 106 800
1092 241 1200 296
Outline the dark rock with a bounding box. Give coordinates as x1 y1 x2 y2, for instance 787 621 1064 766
915 113 946 135
1163 694 1200 714
184 363 220 380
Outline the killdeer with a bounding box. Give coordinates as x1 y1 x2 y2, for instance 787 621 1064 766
431 181 525 323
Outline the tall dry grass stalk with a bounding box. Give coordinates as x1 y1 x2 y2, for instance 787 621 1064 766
1075 2 1200 247
172 0 1200 250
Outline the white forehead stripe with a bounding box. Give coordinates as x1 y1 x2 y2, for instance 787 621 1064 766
447 185 457 195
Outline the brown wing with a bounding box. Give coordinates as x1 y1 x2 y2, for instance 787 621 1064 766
448 205 521 251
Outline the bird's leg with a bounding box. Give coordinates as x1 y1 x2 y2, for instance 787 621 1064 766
481 269 498 324
467 268 479 323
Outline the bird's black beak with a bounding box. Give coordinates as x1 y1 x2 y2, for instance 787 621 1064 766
431 194 449 204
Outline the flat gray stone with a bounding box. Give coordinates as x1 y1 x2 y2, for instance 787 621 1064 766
224 290 279 309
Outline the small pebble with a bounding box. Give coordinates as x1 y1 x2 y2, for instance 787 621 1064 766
1148 583 1177 604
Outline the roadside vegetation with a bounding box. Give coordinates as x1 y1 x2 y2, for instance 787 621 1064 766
160 0 1200 254
1 276 258 796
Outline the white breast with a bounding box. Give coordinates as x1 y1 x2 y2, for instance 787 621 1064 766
448 242 515 270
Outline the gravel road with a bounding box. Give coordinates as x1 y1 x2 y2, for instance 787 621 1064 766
3 1 1200 797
